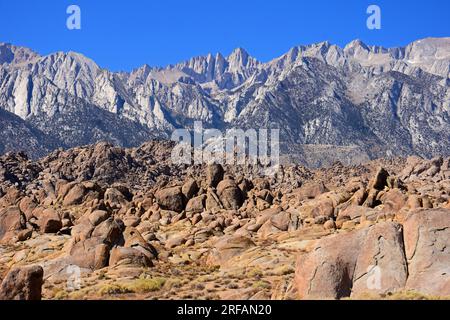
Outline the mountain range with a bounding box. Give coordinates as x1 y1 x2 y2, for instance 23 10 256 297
0 38 449 166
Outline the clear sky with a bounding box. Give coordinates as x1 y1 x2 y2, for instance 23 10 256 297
0 0 449 71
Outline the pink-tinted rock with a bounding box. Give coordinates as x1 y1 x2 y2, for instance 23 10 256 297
403 209 450 296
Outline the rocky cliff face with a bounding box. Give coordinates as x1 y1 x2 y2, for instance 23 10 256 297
0 38 449 165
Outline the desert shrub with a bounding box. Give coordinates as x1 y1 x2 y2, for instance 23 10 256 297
99 283 131 295
252 281 271 289
125 277 167 293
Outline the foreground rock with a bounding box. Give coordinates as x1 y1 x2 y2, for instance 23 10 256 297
295 208 450 299
403 209 450 296
295 222 407 299
0 265 43 300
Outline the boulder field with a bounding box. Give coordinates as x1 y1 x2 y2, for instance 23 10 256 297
0 142 449 300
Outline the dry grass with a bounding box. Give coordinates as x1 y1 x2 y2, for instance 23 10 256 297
350 290 450 300
99 283 131 296
247 267 263 278
126 277 166 293
252 280 271 289
97 276 167 296
272 265 295 276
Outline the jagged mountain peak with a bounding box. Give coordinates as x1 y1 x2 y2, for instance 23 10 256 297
344 39 371 54
35 50 101 75
228 47 249 59
1 38 450 165
227 47 259 70
0 42 40 65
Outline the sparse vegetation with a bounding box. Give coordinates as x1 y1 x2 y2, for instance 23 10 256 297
253 281 271 290
53 290 69 300
349 290 450 300
247 267 263 278
125 277 167 293
99 283 131 296
272 265 295 276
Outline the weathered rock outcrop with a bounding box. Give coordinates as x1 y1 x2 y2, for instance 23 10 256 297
295 208 450 299
0 265 43 300
403 209 450 296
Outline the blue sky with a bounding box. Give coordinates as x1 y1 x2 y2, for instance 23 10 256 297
0 0 449 71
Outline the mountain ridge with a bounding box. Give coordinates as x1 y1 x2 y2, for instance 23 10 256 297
1 38 449 166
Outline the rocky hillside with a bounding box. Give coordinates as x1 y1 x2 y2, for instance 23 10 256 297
1 39 449 165
0 141 449 300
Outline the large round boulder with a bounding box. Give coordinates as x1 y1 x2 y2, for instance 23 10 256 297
155 186 185 213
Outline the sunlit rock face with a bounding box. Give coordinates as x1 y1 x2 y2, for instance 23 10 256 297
0 38 449 166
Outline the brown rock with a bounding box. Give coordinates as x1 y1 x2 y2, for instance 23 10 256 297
207 235 255 266
347 188 368 206
270 211 290 231
295 228 366 299
295 222 408 299
104 187 129 209
206 163 224 188
421 196 433 209
405 195 423 210
323 220 336 230
109 247 152 267
94 244 110 269
247 206 282 232
165 235 187 249
257 219 282 239
363 188 380 208
155 186 185 213
182 178 199 200
0 187 23 208
67 238 109 270
186 195 206 214
18 197 37 220
63 183 87 206
253 178 270 191
123 228 157 260
351 222 408 297
380 189 407 213
217 179 244 210
335 215 351 229
369 167 390 190
0 206 26 242
91 218 124 245
206 190 222 212
123 216 140 227
295 182 328 201
298 199 334 220
256 189 274 204
238 179 253 195
0 265 43 300
36 208 62 233
88 210 110 226
71 222 94 242
137 195 154 212
403 209 450 296
338 205 378 222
